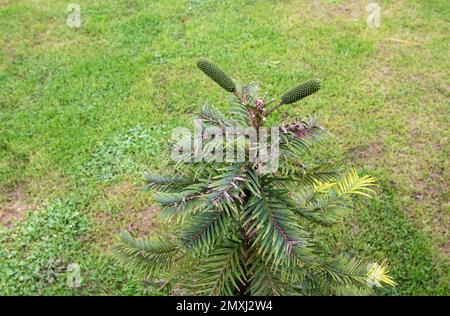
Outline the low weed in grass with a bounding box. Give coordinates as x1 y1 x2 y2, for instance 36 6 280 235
79 125 169 184
0 199 90 295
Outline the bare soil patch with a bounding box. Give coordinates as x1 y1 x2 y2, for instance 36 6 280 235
0 184 36 228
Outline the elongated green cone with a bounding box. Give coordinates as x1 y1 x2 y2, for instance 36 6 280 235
281 79 322 105
197 59 236 93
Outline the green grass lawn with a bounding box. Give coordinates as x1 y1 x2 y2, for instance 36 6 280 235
0 0 448 295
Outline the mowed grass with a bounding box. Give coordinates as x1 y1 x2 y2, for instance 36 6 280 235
0 0 448 295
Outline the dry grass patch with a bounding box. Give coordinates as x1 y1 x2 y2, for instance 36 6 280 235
90 181 159 248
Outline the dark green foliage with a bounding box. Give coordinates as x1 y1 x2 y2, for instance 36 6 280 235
113 232 179 277
197 59 236 93
113 63 395 296
281 79 322 105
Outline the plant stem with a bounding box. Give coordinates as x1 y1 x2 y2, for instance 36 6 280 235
265 100 283 116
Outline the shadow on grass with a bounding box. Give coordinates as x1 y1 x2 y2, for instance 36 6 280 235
351 181 448 295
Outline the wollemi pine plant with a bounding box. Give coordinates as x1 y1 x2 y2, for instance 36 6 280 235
113 59 396 295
